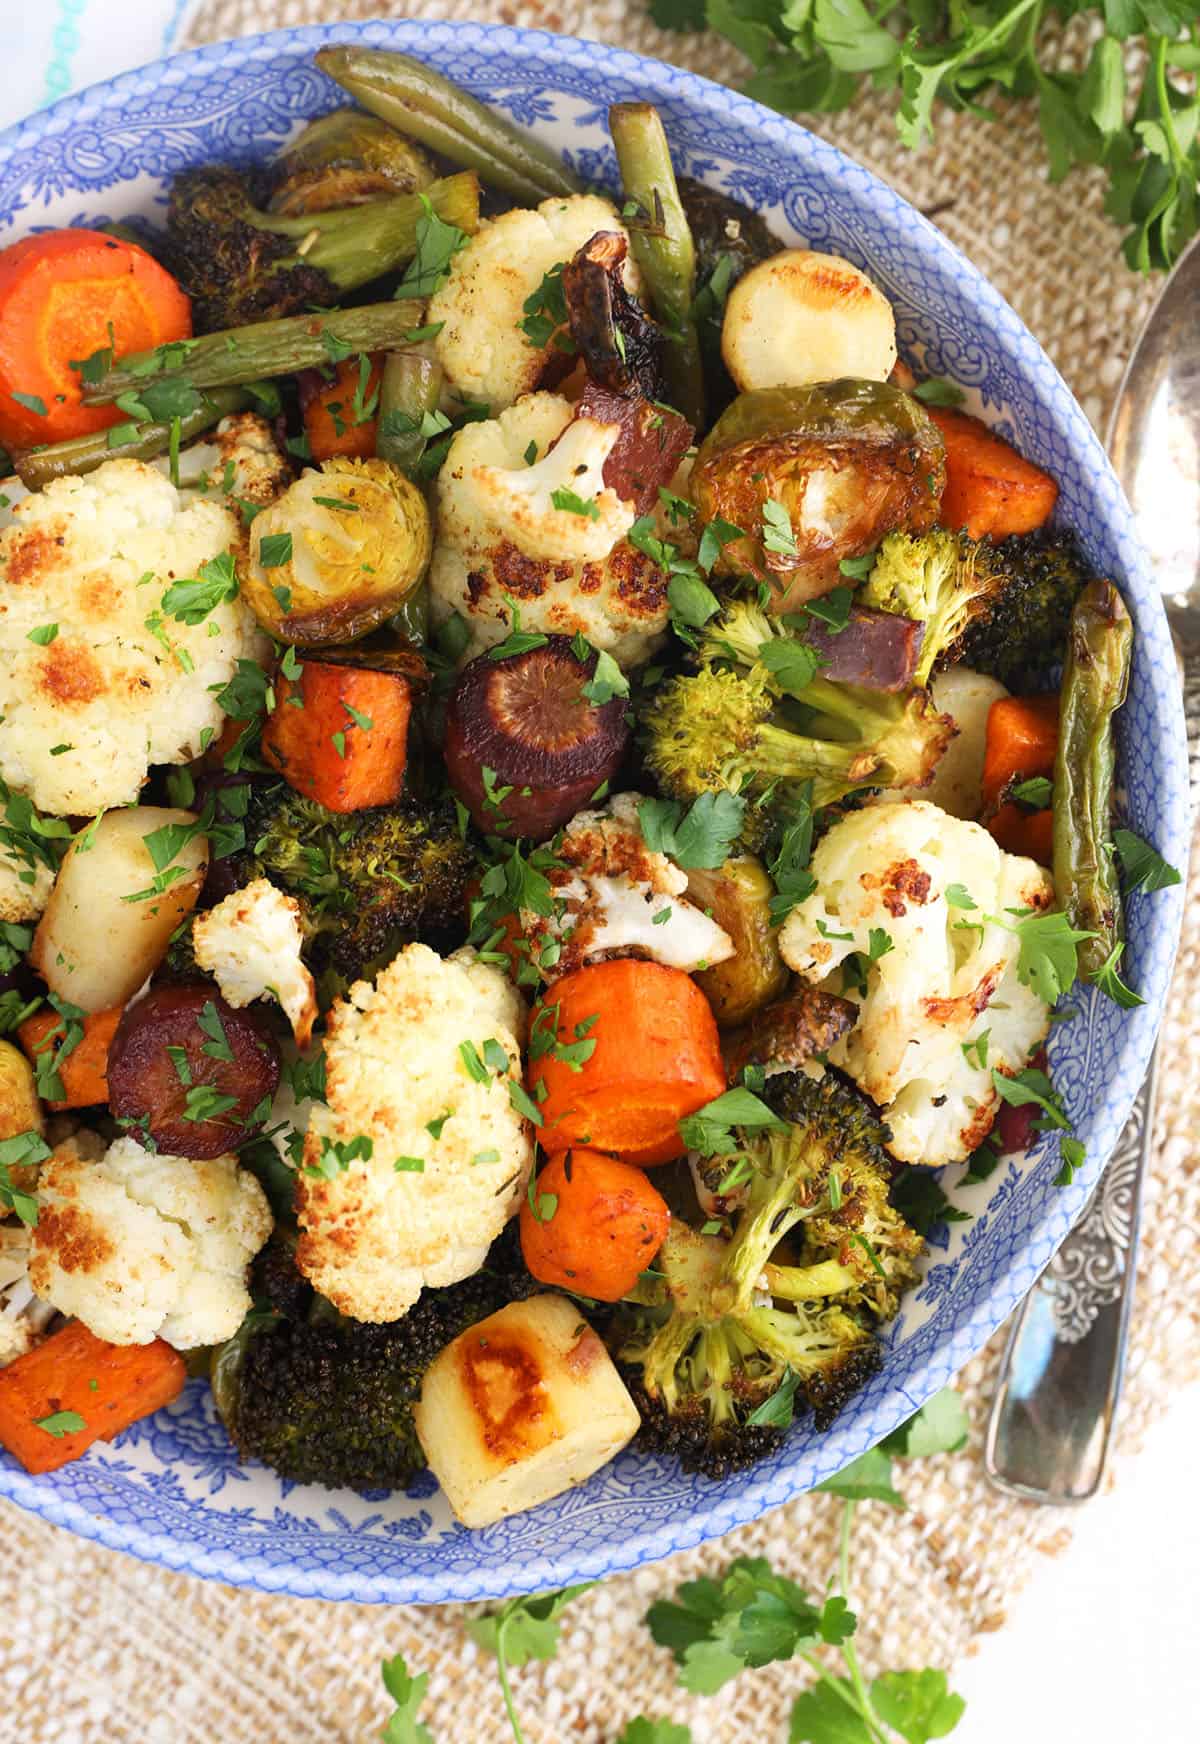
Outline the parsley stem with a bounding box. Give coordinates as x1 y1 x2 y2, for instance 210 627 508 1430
1151 35 1185 173
836 1499 890 1744
494 1620 526 1744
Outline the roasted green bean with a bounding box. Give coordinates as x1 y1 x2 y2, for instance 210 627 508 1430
13 387 249 489
316 46 581 206
609 102 704 427
376 349 444 474
1052 577 1133 979
81 301 427 405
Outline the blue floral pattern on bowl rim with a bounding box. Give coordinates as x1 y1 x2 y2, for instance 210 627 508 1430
0 17 1186 1606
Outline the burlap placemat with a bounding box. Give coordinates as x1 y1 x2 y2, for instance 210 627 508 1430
0 7 1194 1740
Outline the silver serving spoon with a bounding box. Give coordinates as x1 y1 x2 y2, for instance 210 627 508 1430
984 234 1200 1504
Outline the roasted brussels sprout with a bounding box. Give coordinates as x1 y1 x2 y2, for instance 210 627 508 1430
239 457 432 645
684 854 789 1027
268 108 436 216
692 378 945 611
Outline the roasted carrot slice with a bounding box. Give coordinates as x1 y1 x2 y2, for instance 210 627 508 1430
261 657 413 812
520 1148 670 1300
0 230 191 449
0 1321 186 1475
18 1005 123 1110
928 406 1058 540
529 961 725 1161
298 352 383 461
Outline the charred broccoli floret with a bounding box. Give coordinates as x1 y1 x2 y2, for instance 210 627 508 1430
236 783 474 994
165 164 477 331
615 1071 920 1476
862 527 1088 688
953 530 1089 687
212 1230 534 1493
761 1073 922 1320
642 656 952 826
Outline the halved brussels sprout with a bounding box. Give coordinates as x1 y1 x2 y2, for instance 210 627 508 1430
692 378 945 612
685 853 789 1028
239 458 432 646
268 108 436 215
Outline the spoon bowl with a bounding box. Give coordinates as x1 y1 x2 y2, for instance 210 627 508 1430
1109 232 1200 654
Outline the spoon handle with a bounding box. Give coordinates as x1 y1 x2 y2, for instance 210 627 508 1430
982 1061 1155 1503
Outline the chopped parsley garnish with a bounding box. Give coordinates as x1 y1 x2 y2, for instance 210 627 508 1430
258 532 293 569
550 487 600 520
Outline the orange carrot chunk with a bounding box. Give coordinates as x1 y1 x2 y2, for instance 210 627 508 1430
18 1004 123 1110
0 1321 186 1475
928 406 1059 541
261 658 413 813
529 961 726 1161
0 230 191 450
520 1148 671 1301
988 804 1054 866
980 694 1059 809
298 352 383 462
980 694 1059 866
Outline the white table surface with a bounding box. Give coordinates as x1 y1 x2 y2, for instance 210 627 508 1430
3 19 1200 1743
953 1385 1200 1743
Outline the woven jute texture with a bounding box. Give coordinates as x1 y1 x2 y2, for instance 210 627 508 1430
0 6 1194 1741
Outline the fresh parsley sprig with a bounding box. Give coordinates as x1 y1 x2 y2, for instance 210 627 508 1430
650 0 1200 273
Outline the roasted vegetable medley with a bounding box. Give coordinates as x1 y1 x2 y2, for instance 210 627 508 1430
0 50 1178 1522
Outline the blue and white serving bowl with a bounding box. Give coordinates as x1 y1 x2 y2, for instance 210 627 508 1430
0 18 1186 1606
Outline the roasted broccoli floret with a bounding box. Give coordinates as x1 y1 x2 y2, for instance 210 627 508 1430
212 1229 534 1493
616 1071 921 1476
164 164 477 331
235 783 474 995
762 1072 923 1320
953 530 1090 688
642 658 952 827
862 527 1088 688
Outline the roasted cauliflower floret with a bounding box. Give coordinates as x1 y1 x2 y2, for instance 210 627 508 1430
428 194 642 411
0 840 53 923
176 410 292 508
0 459 267 815
430 392 676 666
192 877 318 1048
295 943 533 1323
779 800 1054 1166
28 1134 273 1348
522 791 735 979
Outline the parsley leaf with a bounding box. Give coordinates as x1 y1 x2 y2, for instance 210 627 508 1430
761 497 798 556
550 486 600 519
616 1722 693 1744
1009 775 1053 807
646 1556 853 1696
912 376 967 408
637 791 745 870
488 594 550 661
1113 826 1181 894
581 648 630 705
871 1669 967 1743
161 552 238 625
1001 909 1096 1004
756 635 823 695
379 1650 434 1744
258 532 293 569
467 1584 594 1668
805 585 854 631
677 1086 787 1155
395 197 470 299
34 1410 87 1438
1091 939 1144 1008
